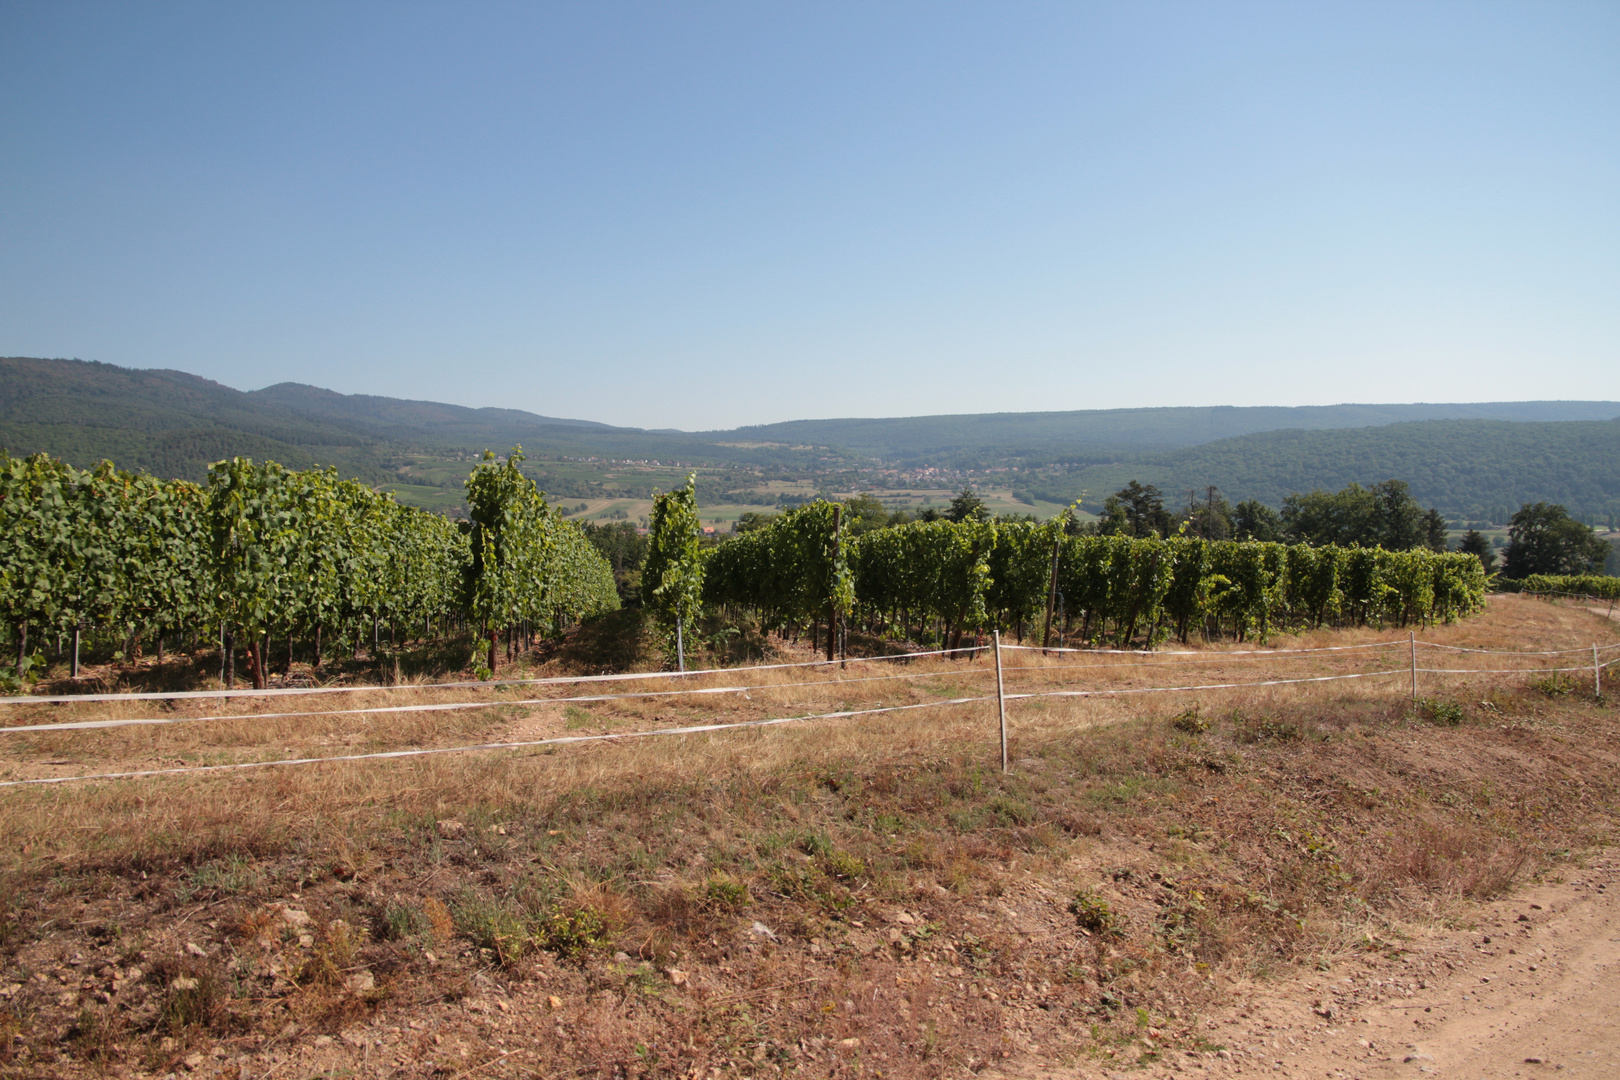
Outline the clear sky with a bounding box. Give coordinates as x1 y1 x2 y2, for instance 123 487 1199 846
3 2 1616 430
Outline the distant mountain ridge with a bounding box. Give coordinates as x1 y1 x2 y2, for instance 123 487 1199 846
1031 418 1620 521
2 357 1617 519
718 401 1620 463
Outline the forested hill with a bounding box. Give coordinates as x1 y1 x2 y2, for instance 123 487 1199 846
1027 418 1620 521
0 357 399 483
1162 418 1620 518
718 401 1620 463
3 357 1617 519
0 357 827 480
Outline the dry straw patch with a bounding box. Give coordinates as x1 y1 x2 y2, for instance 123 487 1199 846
0 594 1616 1078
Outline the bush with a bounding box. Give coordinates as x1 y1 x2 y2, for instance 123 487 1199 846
1417 698 1464 726
1068 888 1118 935
1170 704 1209 734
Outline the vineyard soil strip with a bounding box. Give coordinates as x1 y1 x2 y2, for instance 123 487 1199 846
0 667 997 735
13 657 1585 789
1007 669 1405 701
1416 641 1620 656
0 646 984 706
1416 659 1620 676
996 653 1401 674
0 694 999 788
1000 640 1407 657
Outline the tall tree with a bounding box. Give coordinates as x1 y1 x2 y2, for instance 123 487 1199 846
1458 529 1496 574
1232 499 1282 542
1502 503 1611 578
1099 481 1172 538
1283 479 1443 551
1371 480 1427 551
945 488 989 524
1422 508 1450 553
1181 487 1234 541
842 493 895 535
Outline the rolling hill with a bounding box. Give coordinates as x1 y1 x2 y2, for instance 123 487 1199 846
1020 418 1620 521
718 401 1620 464
3 356 1617 519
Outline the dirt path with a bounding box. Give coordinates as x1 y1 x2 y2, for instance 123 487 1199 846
1000 852 1620 1079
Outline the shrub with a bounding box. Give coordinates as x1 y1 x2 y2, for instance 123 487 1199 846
1068 888 1118 935
1170 704 1209 734
1532 673 1574 698
1417 698 1464 726
703 872 751 910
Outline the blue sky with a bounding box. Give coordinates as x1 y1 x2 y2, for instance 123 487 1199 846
2 2 1616 430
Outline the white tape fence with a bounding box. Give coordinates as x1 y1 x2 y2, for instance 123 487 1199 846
1 630 1615 787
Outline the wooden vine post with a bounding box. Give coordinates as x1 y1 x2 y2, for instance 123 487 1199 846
1041 536 1061 653
994 630 1008 772
828 505 841 664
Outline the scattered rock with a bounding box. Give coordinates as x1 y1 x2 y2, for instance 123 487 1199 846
837 1038 861 1050
613 951 632 963
751 921 777 940
313 1035 333 1048
184 942 207 957
436 820 466 837
547 995 562 1010
280 907 312 926
1525 1058 1545 1065
183 1052 205 1070
1405 1053 1435 1062
344 970 375 993
170 976 199 991
665 968 688 986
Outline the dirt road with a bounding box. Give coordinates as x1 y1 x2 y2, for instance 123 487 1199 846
1004 852 1620 1079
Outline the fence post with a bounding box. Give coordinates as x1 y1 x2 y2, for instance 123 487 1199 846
676 617 685 674
1596 644 1602 700
1409 631 1417 704
994 631 1008 772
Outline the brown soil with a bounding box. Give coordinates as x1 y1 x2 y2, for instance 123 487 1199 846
0 595 1616 1080
992 851 1620 1078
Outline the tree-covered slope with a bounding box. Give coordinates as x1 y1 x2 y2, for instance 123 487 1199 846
1159 419 1620 517
0 357 397 482
1022 419 1620 520
5 357 1617 520
0 358 834 478
719 401 1620 463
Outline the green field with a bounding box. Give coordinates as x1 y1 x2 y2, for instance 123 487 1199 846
384 453 1091 528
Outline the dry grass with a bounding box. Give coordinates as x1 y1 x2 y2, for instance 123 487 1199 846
0 595 1616 1078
